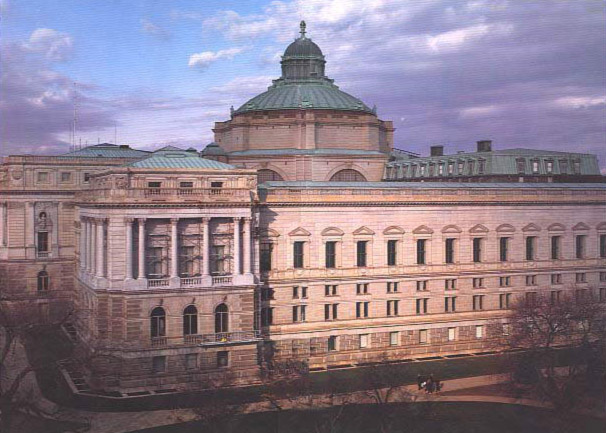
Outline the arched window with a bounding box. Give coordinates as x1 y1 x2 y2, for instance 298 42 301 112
37 270 49 291
257 169 284 183
151 307 166 338
329 169 367 182
183 305 198 336
215 304 229 333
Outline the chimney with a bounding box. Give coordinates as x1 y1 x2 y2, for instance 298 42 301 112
477 140 492 152
430 145 444 157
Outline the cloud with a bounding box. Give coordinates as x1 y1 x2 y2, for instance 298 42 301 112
25 28 74 61
140 18 171 39
188 47 247 70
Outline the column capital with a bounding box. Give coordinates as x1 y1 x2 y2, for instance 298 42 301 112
243 217 252 222
125 217 135 224
201 217 211 224
170 217 179 225
233 216 243 222
138 217 147 223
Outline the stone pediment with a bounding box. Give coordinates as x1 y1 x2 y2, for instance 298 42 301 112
522 223 541 232
288 227 311 237
321 227 344 236
353 226 375 236
572 222 590 231
496 224 516 233
469 224 489 234
441 225 462 234
383 226 405 235
547 223 566 232
412 225 434 235
260 228 280 238
597 222 606 231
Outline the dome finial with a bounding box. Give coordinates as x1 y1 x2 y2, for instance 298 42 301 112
299 20 306 39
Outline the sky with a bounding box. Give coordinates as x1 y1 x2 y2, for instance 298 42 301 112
1 0 605 170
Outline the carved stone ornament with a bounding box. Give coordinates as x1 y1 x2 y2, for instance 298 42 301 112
36 213 52 230
114 176 128 189
11 170 23 180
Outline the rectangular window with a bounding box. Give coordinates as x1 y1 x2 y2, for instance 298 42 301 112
37 231 49 252
546 161 553 174
179 181 194 194
416 298 428 314
448 327 456 341
473 295 484 311
438 163 444 175
473 278 484 288
293 241 304 268
499 237 509 262
185 353 197 370
445 279 456 290
473 238 482 263
328 336 338 352
148 181 162 195
325 304 338 321
525 275 537 286
356 241 368 267
448 162 454 175
478 159 486 174
417 239 427 265
260 243 273 272
60 172 72 182
559 159 568 174
387 282 399 293
499 276 511 287
458 161 464 175
217 351 229 368
532 160 540 174
526 236 536 261
419 329 428 344
444 296 456 312
325 284 337 296
83 172 91 182
599 288 606 302
575 273 586 283
292 286 299 299
387 240 397 266
356 301 369 318
551 290 561 304
147 247 164 277
445 238 455 264
575 235 586 259
416 280 428 291
516 158 526 174
468 160 475 175
387 300 399 316
550 236 561 260
526 292 537 306
152 356 166 373
325 241 336 268
389 331 399 346
573 160 581 174
476 325 484 339
601 272 606 282
211 245 225 274
359 334 369 348
292 305 306 322
600 235 606 258
37 172 49 183
499 293 511 309
551 274 562 285
356 283 369 294
179 245 195 277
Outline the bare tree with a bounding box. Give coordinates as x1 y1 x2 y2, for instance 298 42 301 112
494 290 606 412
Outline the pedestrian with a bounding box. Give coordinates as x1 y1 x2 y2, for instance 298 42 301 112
417 374 425 390
435 379 442 393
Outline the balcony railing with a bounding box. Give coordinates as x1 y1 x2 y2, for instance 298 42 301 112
151 337 168 347
181 277 204 287
148 278 170 288
185 331 260 346
212 276 232 286
77 187 253 203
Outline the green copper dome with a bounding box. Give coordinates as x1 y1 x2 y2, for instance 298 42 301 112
234 21 374 115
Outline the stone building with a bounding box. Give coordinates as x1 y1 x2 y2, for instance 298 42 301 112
1 22 605 398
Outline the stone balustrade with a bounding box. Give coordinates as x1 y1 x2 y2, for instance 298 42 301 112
77 187 254 204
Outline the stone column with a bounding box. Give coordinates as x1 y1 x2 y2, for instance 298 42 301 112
80 218 87 270
0 202 5 247
138 218 146 280
170 218 179 280
125 218 134 279
243 217 252 274
96 218 105 277
90 219 97 276
87 219 93 273
202 217 210 277
25 202 35 259
233 217 241 275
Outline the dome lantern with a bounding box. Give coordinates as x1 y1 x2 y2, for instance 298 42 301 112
280 21 326 80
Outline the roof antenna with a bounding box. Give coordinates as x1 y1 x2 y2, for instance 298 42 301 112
299 20 306 39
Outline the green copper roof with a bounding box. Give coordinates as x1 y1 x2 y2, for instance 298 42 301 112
235 81 373 114
235 22 374 115
127 148 234 169
61 143 150 158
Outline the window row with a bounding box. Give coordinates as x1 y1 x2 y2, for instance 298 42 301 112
151 351 229 373
287 234 606 269
150 304 229 338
